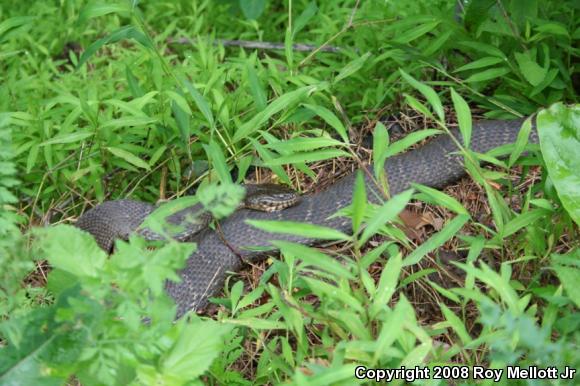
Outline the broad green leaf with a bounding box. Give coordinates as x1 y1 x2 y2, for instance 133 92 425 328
483 183 506 234
404 214 470 266
502 209 551 238
149 145 167 166
404 94 433 119
551 249 580 308
234 86 316 142
126 65 144 98
101 116 157 128
157 319 233 382
412 183 469 215
26 143 39 172
228 281 244 312
172 94 190 144
459 262 521 312
292 2 318 38
334 52 371 83
537 103 580 225
78 3 131 24
464 67 510 83
373 252 402 308
351 172 366 234
455 56 505 72
400 69 444 122
203 141 232 183
372 121 389 185
246 220 349 241
222 317 286 330
360 189 414 245
514 52 547 86
40 131 94 146
440 303 471 344
302 103 348 143
450 88 472 148
284 26 293 69
250 139 291 185
265 137 344 153
273 241 355 280
0 16 36 41
165 90 192 116
535 23 569 37
508 117 533 167
372 295 406 362
0 307 69 386
35 225 107 278
240 0 266 19
302 277 363 312
458 41 507 60
106 147 151 170
263 148 350 166
246 62 267 111
78 26 153 68
182 79 215 129
394 21 440 44
235 286 266 311
384 129 441 158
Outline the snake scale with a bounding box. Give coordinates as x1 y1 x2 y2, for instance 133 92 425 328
76 119 538 317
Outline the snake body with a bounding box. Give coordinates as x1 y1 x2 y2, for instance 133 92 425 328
76 119 537 317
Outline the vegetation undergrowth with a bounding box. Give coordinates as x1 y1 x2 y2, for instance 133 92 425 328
0 0 578 385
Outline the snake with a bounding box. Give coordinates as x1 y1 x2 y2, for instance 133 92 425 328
76 119 538 317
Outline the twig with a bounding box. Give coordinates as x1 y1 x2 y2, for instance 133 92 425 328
168 37 344 53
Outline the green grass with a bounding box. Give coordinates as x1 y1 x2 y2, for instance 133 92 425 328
0 0 579 385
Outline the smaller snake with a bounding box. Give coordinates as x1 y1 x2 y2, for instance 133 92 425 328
76 183 300 253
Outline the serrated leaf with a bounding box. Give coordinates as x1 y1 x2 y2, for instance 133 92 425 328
159 319 233 381
35 225 107 277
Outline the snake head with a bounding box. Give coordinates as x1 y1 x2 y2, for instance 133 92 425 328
243 183 301 212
